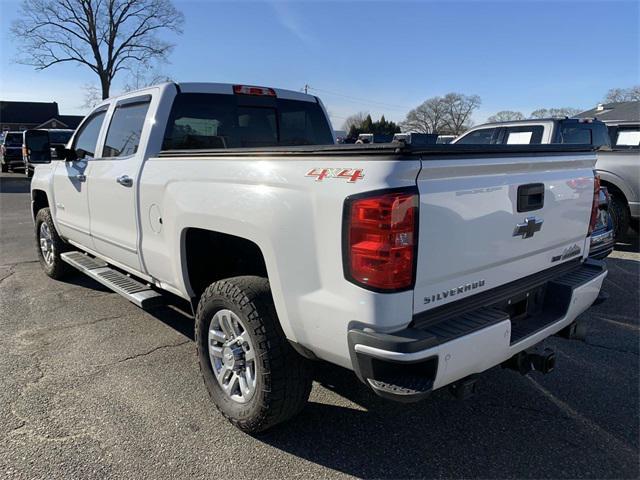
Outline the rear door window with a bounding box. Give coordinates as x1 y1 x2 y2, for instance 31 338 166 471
455 128 497 144
103 100 150 157
557 122 611 146
502 126 544 144
162 93 333 150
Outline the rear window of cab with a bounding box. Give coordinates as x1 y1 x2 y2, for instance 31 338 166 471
162 93 334 150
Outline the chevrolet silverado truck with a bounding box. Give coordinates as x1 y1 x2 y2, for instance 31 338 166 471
26 83 608 433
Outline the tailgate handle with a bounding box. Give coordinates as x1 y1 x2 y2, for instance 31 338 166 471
517 183 544 212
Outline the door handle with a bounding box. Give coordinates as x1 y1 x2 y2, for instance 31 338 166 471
116 175 133 187
75 174 86 182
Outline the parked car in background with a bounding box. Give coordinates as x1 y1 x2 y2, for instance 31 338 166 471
595 121 640 239
392 132 438 145
23 129 74 178
26 82 608 433
452 118 611 148
1 131 25 172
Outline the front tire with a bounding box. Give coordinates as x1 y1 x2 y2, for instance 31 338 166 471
195 276 312 433
35 208 71 279
1 161 7 173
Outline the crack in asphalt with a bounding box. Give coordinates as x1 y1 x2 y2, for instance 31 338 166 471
75 340 192 378
0 265 16 284
0 260 39 269
6 340 103 447
52 314 123 331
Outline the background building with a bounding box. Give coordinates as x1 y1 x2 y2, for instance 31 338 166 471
0 101 84 132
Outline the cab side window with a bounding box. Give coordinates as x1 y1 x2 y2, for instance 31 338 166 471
103 100 151 158
456 128 497 144
502 126 544 144
74 110 107 159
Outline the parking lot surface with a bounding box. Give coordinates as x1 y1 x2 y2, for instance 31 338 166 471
1 172 638 479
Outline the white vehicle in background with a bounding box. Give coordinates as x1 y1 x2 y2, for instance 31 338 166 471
26 82 607 433
452 117 611 147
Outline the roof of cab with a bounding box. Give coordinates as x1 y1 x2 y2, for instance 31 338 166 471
176 82 317 103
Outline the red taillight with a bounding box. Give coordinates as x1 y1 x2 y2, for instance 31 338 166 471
233 85 276 97
588 174 601 235
344 189 418 291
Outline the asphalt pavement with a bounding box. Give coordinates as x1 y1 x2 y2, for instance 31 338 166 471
1 172 638 479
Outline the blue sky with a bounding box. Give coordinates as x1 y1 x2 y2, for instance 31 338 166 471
1 0 638 129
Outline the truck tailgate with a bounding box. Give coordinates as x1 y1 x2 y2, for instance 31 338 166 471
414 153 596 315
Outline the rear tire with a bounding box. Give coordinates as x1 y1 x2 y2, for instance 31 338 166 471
195 276 312 434
609 194 630 241
35 208 71 279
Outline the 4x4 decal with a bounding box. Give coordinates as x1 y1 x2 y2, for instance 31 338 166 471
305 168 364 183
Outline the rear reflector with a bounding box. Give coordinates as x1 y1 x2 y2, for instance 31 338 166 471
588 173 601 235
233 85 276 97
344 189 418 291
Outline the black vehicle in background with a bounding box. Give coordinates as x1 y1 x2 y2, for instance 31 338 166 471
1 132 25 172
23 129 74 178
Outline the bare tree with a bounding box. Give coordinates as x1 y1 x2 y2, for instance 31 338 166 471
12 0 184 99
441 93 481 135
603 86 640 103
530 107 581 119
402 93 481 135
401 97 448 133
122 63 173 92
487 110 525 123
341 112 369 133
82 83 102 109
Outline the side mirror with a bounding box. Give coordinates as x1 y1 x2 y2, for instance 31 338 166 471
23 130 51 163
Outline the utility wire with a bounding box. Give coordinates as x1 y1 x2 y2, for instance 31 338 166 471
305 85 411 112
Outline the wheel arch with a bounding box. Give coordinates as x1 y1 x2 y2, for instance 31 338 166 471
31 189 50 221
598 170 633 207
181 227 269 303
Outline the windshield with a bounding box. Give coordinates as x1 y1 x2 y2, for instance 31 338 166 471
49 131 73 144
162 93 334 150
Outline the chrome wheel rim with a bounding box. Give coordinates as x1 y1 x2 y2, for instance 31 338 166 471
39 222 54 266
208 309 257 403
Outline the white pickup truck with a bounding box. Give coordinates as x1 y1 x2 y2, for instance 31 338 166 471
27 83 607 433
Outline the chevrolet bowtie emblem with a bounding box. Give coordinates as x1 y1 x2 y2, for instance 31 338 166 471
513 216 543 239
